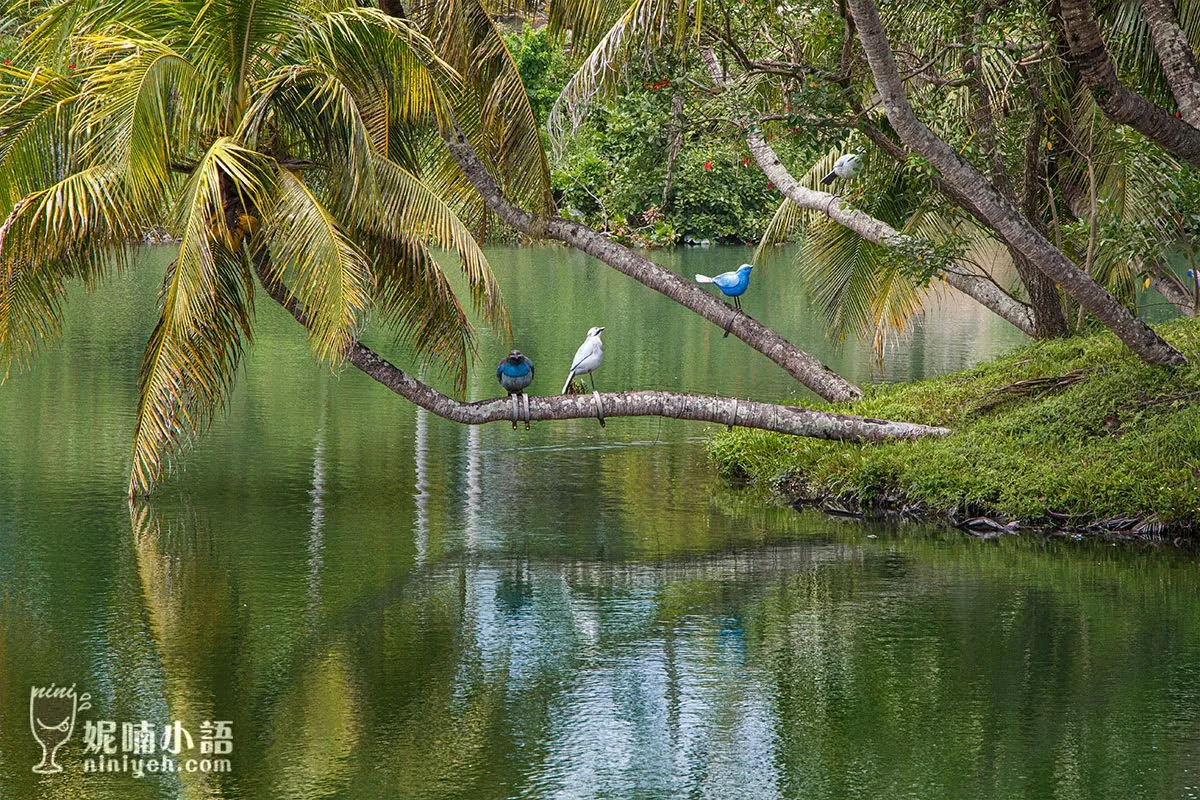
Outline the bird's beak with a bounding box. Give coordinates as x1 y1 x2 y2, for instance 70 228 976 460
597 327 605 333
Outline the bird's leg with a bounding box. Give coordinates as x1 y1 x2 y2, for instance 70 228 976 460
592 390 606 428
521 392 531 430
511 394 519 429
723 301 736 338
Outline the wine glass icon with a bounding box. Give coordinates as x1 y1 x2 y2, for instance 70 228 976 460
29 688 83 774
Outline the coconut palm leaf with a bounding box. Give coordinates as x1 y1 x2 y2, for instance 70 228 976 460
260 168 373 365
546 0 699 149
370 154 508 337
407 0 554 216
129 137 273 496
0 165 133 377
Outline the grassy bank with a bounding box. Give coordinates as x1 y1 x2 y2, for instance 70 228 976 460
709 318 1200 537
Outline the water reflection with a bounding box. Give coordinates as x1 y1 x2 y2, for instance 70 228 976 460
0 246 1196 799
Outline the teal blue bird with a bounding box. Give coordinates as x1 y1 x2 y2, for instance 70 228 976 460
696 264 754 310
497 350 534 429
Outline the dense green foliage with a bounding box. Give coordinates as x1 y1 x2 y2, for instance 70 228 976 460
708 318 1200 527
508 26 811 245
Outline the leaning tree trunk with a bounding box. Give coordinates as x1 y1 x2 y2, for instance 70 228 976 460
1138 0 1200 128
1058 0 1200 168
439 127 864 402
848 0 1187 366
699 50 1040 338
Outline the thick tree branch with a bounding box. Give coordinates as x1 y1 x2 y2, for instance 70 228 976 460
701 50 1038 337
1058 0 1200 167
256 260 948 442
438 126 863 402
1139 0 1200 127
1151 275 1198 316
847 0 1187 366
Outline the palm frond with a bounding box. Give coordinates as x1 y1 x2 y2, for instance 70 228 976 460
129 136 273 495
408 0 554 215
370 237 477 395
260 168 373 365
547 0 698 150
370 154 508 337
0 165 134 377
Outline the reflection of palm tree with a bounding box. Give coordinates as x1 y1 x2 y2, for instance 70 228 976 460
307 421 327 624
413 409 430 565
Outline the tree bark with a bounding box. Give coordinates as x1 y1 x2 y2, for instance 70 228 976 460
848 0 1187 366
1139 0 1200 128
257 260 948 441
1151 275 1199 316
701 50 1039 337
962 15 1070 339
439 127 864 402
1058 0 1200 167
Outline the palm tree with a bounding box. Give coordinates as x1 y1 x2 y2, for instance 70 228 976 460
0 0 508 495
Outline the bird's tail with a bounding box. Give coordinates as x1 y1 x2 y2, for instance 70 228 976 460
562 372 575 394
695 273 715 283
820 171 837 185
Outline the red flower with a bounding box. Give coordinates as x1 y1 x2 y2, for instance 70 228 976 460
662 78 669 87
742 158 750 166
68 63 76 70
653 82 661 90
766 182 774 190
1176 111 1183 119
2 59 9 66
704 161 713 171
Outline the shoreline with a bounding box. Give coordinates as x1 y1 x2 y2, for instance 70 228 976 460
709 317 1200 544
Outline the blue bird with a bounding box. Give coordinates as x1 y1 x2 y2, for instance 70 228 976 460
1188 269 1197 280
497 350 534 429
696 263 754 311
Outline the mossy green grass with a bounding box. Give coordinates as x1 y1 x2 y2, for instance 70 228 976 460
708 318 1200 535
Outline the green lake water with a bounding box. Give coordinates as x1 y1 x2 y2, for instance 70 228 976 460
1 245 1199 799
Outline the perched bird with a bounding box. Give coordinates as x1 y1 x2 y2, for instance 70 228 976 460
1188 269 1197 280
562 327 604 394
497 350 534 429
696 263 753 311
820 152 863 184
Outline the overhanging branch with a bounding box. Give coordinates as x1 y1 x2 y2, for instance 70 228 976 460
700 50 1038 337
257 260 949 442
437 123 863 403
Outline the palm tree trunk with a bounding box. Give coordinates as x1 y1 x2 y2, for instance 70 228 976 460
1138 0 1200 128
1058 0 1200 167
256 259 947 441
440 127 864 402
848 0 1187 366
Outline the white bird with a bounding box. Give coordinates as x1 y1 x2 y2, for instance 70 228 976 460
562 326 604 394
821 153 863 184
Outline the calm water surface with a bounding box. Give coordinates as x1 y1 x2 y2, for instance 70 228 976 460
1 246 1198 799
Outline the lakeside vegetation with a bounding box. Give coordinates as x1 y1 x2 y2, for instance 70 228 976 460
708 317 1200 533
